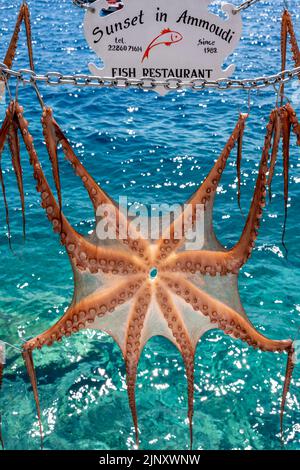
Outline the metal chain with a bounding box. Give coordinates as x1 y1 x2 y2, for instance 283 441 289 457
232 0 263 15
72 0 96 13
0 62 299 91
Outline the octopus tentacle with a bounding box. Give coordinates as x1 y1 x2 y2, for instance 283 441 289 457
161 111 277 275
163 273 294 437
14 103 145 275
0 159 11 249
267 111 281 201
3 3 34 71
21 349 43 449
280 10 300 101
42 108 107 214
3 5 24 69
8 117 26 238
41 108 62 228
155 113 248 264
280 346 295 440
280 10 289 103
236 117 246 211
0 107 13 150
23 274 145 352
286 102 300 145
41 107 151 264
22 2 34 71
230 110 276 266
161 273 292 353
286 10 300 67
125 283 152 446
0 106 14 249
279 107 291 254
156 282 195 449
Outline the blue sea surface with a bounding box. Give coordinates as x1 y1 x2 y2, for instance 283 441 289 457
0 0 300 450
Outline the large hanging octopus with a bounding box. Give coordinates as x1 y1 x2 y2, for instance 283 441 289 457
0 3 299 450
0 97 298 448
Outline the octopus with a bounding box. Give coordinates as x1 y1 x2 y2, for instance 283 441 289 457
0 98 298 449
0 2 299 450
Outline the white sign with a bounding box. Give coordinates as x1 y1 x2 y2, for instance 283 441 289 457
84 0 242 94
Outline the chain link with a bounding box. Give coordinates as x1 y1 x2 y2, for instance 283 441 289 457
0 62 300 91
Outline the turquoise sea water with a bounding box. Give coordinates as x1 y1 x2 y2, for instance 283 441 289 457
0 0 300 451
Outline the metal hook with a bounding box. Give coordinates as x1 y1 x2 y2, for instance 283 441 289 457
273 83 281 108
15 75 21 102
277 82 291 106
247 89 251 115
31 79 44 109
239 89 251 116
0 341 22 353
281 92 291 104
1 72 13 102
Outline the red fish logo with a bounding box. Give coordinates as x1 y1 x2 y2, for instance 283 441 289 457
142 28 183 62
